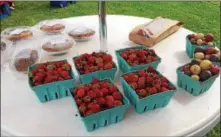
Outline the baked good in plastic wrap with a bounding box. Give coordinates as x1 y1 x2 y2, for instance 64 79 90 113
1 26 34 42
68 26 95 41
39 19 65 34
1 39 14 66
41 35 75 56
129 16 184 47
9 48 40 77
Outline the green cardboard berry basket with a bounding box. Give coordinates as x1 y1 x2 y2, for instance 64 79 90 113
72 56 117 84
28 60 75 103
69 79 129 132
185 36 216 58
176 63 220 96
115 46 161 74
120 68 177 114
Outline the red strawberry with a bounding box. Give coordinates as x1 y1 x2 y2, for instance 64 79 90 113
76 89 86 98
88 103 101 113
101 81 110 88
130 82 138 89
121 53 128 59
123 75 130 82
138 69 146 77
138 89 147 97
161 77 168 83
60 71 69 78
97 62 104 68
104 63 113 70
114 100 123 107
128 54 137 61
147 66 155 72
101 88 109 96
137 77 146 89
33 82 41 86
112 92 122 100
87 90 97 99
109 85 118 93
161 87 168 92
85 110 93 116
131 74 139 82
95 90 103 98
91 84 100 90
88 56 95 63
145 76 153 83
97 97 106 105
79 103 87 113
154 84 161 91
83 96 91 103
91 78 100 84
161 82 168 87
149 87 157 94
30 69 38 77
75 98 82 106
62 63 71 71
84 86 90 92
168 85 175 90
103 54 112 62
151 57 158 61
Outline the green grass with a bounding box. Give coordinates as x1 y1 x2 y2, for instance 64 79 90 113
1 1 220 137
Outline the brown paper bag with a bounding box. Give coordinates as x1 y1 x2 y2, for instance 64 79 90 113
129 16 184 47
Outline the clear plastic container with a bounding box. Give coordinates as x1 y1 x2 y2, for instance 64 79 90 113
38 19 65 35
1 38 14 66
41 35 76 56
1 26 35 42
9 48 40 75
68 26 95 41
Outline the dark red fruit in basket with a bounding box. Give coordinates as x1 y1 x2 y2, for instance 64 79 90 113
109 85 118 93
76 98 82 106
97 97 106 105
91 78 100 84
145 76 153 83
74 52 115 75
130 82 138 89
138 69 146 77
79 103 87 113
112 92 122 100
114 100 123 107
120 48 159 66
161 87 168 92
147 66 155 72
76 89 86 98
205 33 214 42
88 103 101 113
87 90 97 99
209 65 220 75
105 96 115 108
205 48 217 55
194 47 205 54
199 70 212 81
149 87 157 94
137 77 146 89
95 90 104 98
85 110 93 116
138 89 147 97
83 96 92 103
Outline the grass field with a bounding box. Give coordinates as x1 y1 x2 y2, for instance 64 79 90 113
1 1 220 137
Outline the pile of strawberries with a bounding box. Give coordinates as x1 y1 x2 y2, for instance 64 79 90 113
120 48 159 66
29 61 72 86
74 52 115 75
72 79 124 117
122 66 175 99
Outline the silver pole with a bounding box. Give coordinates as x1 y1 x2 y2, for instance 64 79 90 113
98 0 107 52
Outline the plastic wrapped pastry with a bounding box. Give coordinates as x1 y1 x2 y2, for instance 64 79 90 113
1 26 33 42
129 16 184 47
39 19 65 34
42 35 75 56
10 48 39 73
68 27 95 41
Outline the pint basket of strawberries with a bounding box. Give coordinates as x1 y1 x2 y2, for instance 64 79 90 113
186 33 216 58
69 78 129 131
115 46 161 73
120 66 176 114
177 59 220 96
73 52 117 84
28 60 75 103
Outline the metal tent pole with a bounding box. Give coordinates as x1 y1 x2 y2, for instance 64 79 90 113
98 0 107 52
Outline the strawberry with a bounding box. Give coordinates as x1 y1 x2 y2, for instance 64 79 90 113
161 77 168 83
114 100 123 107
130 82 138 89
62 63 71 71
138 69 146 77
105 95 114 102
76 98 82 106
112 92 122 100
91 84 100 90
76 89 86 98
95 90 103 98
88 56 95 64
97 62 104 68
104 63 113 70
121 53 128 59
103 54 112 62
128 54 137 61
85 110 93 116
97 97 106 105
60 71 70 78
29 69 38 77
145 76 153 83
101 88 109 96
137 77 146 89
147 66 155 72
79 103 87 113
161 82 168 87
131 74 139 82
149 87 157 94
109 85 118 93
100 81 110 88
87 90 97 99
123 75 130 82
168 85 175 90
154 84 161 91
88 103 101 113
91 78 100 84
83 96 91 103
151 57 158 61
33 82 41 86
138 89 147 97
161 87 168 92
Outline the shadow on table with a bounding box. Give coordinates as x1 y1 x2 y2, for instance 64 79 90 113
173 50 190 64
